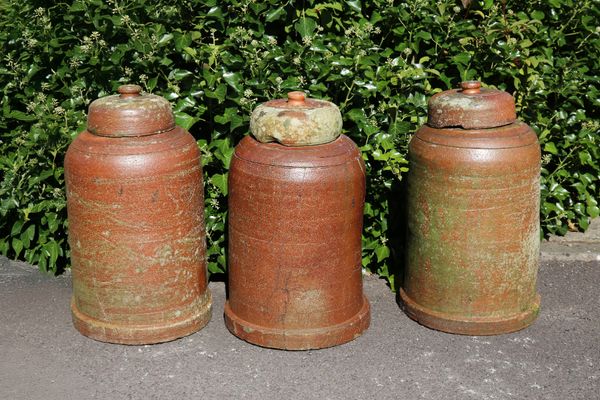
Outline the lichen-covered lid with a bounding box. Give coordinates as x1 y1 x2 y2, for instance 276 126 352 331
87 85 175 137
427 81 516 129
250 91 343 146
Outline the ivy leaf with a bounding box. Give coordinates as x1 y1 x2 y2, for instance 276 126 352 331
531 10 545 20
295 17 317 38
544 142 558 154
345 0 362 13
146 77 158 92
207 6 223 19
266 6 286 22
45 241 60 265
210 173 228 196
223 71 242 93
170 69 193 81
206 84 227 103
157 33 174 46
414 31 432 41
452 52 472 65
20 225 35 249
68 1 87 12
578 150 592 165
9 110 36 121
12 238 23 258
11 220 23 236
207 262 224 274
375 245 390 262
174 111 199 130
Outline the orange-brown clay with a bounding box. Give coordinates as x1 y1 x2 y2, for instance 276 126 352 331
401 81 541 335
225 94 370 350
65 85 211 344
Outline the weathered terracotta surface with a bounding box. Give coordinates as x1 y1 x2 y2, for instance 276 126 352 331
87 84 175 136
250 91 342 146
428 81 516 129
400 81 541 335
65 85 211 344
225 132 370 350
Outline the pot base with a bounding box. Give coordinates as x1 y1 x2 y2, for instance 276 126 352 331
71 291 212 345
224 296 370 350
399 289 540 336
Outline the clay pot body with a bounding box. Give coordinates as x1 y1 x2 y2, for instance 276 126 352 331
224 135 370 350
65 86 211 344
400 82 541 335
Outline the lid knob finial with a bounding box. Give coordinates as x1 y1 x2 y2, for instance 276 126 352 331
287 91 306 106
460 81 481 95
118 84 142 98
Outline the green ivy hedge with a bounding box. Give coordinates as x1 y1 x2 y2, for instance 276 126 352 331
1 0 598 284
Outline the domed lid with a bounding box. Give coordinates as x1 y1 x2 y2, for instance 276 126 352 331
427 81 517 129
87 85 175 137
250 91 343 146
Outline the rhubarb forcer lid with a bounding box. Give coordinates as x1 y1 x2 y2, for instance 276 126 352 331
250 91 343 146
87 85 175 137
427 81 517 129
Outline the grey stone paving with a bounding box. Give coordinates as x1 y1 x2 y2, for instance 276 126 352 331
1 218 598 399
541 217 600 262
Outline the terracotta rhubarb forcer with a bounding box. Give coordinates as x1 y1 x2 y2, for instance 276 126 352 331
65 85 211 344
400 81 541 335
225 92 370 350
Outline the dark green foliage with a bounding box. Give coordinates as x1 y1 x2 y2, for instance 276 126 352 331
0 1 598 283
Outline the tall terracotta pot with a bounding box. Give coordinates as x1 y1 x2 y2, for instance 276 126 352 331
224 92 370 350
400 81 541 335
65 85 211 344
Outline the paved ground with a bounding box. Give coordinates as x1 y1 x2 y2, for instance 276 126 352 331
542 217 600 262
0 221 598 400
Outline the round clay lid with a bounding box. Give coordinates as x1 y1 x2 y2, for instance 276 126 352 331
427 81 517 129
250 91 343 146
87 85 175 137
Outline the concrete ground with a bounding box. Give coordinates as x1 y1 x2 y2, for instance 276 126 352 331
1 220 598 400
